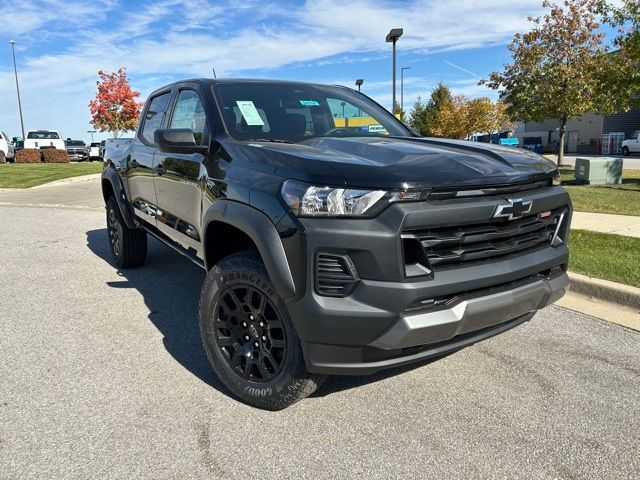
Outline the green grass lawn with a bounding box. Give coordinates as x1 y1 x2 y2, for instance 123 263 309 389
0 162 104 189
560 168 640 216
569 229 640 288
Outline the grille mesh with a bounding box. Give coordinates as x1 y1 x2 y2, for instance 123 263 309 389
405 208 565 269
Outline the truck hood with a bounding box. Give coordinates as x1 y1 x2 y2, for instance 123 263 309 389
232 136 557 189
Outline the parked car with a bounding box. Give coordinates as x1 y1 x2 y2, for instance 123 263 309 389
99 140 106 160
101 78 571 410
0 131 15 162
65 139 88 161
88 142 101 161
24 130 65 150
621 130 639 156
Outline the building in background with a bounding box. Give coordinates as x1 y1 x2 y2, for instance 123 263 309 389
518 108 640 154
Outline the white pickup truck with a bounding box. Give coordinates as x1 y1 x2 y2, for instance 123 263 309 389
621 130 639 156
0 131 15 162
24 130 65 150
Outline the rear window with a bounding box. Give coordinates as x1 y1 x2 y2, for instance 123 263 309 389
67 140 85 146
91 142 100 147
27 131 60 139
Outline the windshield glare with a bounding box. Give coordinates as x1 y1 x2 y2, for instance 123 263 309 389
27 131 60 139
213 83 409 142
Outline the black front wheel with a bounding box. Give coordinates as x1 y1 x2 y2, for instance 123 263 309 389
199 250 326 410
622 146 630 156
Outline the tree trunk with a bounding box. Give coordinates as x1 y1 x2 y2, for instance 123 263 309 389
557 119 567 166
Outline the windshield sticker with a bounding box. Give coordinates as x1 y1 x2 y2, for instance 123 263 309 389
236 100 265 126
368 124 387 133
299 100 320 107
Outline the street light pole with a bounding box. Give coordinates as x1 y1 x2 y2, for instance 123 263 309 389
9 40 25 141
400 67 411 118
355 80 364 117
87 130 96 142
386 28 403 116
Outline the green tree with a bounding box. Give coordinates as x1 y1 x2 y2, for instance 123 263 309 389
599 0 640 106
408 97 427 132
393 101 406 121
408 82 452 135
483 0 620 165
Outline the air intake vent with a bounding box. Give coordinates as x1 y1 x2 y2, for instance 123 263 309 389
315 253 359 297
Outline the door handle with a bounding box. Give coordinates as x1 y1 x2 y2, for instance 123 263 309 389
154 164 166 175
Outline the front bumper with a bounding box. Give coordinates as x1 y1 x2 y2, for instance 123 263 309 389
67 151 87 160
283 186 572 375
297 269 569 375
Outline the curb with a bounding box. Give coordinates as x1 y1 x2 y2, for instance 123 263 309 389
568 271 640 310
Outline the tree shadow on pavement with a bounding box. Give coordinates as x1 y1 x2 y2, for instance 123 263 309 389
86 228 229 396
86 228 455 401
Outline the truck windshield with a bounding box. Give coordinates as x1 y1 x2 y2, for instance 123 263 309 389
213 83 410 143
27 131 60 139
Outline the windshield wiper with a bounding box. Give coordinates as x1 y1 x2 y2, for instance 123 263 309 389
250 138 295 144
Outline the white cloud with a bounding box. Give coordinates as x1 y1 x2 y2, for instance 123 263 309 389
0 0 543 139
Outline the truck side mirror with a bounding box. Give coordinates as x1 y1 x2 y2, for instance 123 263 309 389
154 129 208 154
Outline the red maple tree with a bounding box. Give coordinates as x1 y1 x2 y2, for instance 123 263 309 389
89 68 142 138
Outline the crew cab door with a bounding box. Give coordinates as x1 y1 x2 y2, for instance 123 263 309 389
153 87 210 257
126 90 172 225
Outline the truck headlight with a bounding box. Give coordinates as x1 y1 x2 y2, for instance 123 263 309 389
281 180 427 217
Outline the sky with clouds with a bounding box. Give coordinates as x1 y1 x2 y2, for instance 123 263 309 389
0 0 615 141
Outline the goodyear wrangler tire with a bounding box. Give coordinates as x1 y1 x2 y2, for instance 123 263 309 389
199 250 326 410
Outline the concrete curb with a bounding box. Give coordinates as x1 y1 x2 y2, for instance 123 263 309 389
568 271 640 310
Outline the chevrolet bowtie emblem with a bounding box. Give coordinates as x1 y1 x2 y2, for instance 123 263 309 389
493 198 533 220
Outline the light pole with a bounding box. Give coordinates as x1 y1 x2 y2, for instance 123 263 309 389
355 79 363 92
400 67 411 119
87 130 96 142
9 40 25 141
386 28 403 116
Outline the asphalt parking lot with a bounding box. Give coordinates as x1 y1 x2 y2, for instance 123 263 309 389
1 202 639 479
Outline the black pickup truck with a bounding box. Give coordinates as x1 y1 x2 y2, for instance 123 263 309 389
101 78 571 410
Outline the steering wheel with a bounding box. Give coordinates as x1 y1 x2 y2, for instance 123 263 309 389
324 127 354 137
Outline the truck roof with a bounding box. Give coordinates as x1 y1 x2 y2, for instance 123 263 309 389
148 78 350 96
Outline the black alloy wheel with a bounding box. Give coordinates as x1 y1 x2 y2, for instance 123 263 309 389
213 285 287 382
107 206 121 258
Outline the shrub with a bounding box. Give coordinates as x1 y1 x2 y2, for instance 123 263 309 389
42 149 69 163
0 150 5 164
16 149 42 163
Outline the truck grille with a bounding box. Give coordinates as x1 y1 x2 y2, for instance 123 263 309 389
405 208 565 269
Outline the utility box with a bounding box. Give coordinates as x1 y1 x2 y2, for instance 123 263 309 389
574 157 623 185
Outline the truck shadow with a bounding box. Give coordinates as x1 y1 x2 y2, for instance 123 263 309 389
85 228 226 393
86 228 442 401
